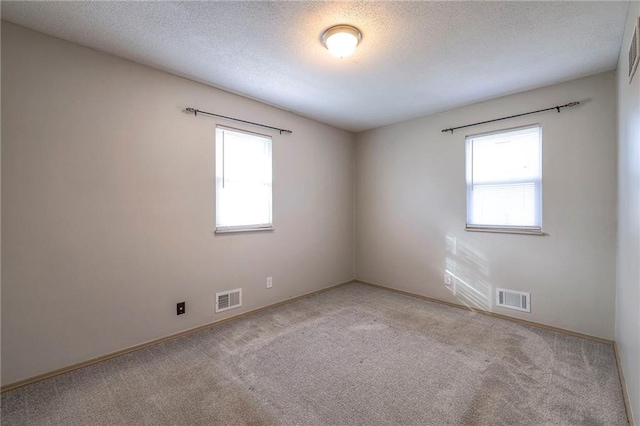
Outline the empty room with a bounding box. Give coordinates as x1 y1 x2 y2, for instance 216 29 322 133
1 1 638 425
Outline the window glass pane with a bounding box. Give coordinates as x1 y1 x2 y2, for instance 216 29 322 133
215 127 272 229
466 125 542 230
468 126 541 183
468 182 540 227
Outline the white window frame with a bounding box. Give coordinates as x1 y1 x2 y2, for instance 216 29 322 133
465 124 543 235
215 125 273 234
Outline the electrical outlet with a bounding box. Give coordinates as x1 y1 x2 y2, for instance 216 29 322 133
177 301 186 315
266 277 273 289
444 272 452 286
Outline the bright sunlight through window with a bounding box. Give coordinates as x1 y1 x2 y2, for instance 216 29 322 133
465 125 542 234
215 126 273 233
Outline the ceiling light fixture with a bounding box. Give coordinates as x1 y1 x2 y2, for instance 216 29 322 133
321 25 362 58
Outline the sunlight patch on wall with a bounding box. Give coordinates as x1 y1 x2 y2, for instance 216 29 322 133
445 235 492 311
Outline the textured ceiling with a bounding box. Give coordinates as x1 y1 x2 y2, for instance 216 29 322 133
1 1 629 132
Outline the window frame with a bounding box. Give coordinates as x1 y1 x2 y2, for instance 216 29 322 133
464 124 544 236
214 125 274 234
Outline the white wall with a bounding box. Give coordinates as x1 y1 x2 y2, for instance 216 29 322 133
616 2 640 423
1 22 355 386
356 72 618 340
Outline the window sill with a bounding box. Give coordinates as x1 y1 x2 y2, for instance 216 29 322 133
465 226 545 236
215 226 274 234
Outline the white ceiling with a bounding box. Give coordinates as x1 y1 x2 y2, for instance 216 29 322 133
1 1 629 132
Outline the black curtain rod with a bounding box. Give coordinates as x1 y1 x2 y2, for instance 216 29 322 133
441 101 580 134
185 107 293 135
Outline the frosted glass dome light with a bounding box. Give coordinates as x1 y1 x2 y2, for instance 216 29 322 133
322 25 362 58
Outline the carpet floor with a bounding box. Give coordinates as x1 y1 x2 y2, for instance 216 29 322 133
1 283 629 425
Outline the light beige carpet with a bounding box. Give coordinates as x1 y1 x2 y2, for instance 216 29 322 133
1 283 629 425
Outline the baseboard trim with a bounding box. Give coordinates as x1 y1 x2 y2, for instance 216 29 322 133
614 342 635 426
354 279 615 345
1 279 355 393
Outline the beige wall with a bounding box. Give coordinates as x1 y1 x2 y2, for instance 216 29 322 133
616 2 640 422
1 23 355 386
355 72 618 340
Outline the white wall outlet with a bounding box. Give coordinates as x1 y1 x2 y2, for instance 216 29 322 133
444 272 453 286
266 277 273 289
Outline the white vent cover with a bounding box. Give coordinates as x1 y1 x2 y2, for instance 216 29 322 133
629 17 639 83
496 288 530 312
215 288 242 313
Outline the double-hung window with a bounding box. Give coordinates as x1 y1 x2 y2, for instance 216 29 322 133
215 126 273 233
465 125 542 234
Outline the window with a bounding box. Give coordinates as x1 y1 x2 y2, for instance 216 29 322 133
465 125 542 234
215 126 273 233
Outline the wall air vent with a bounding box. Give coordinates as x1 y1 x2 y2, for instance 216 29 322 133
496 288 530 313
629 17 639 83
215 288 242 313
